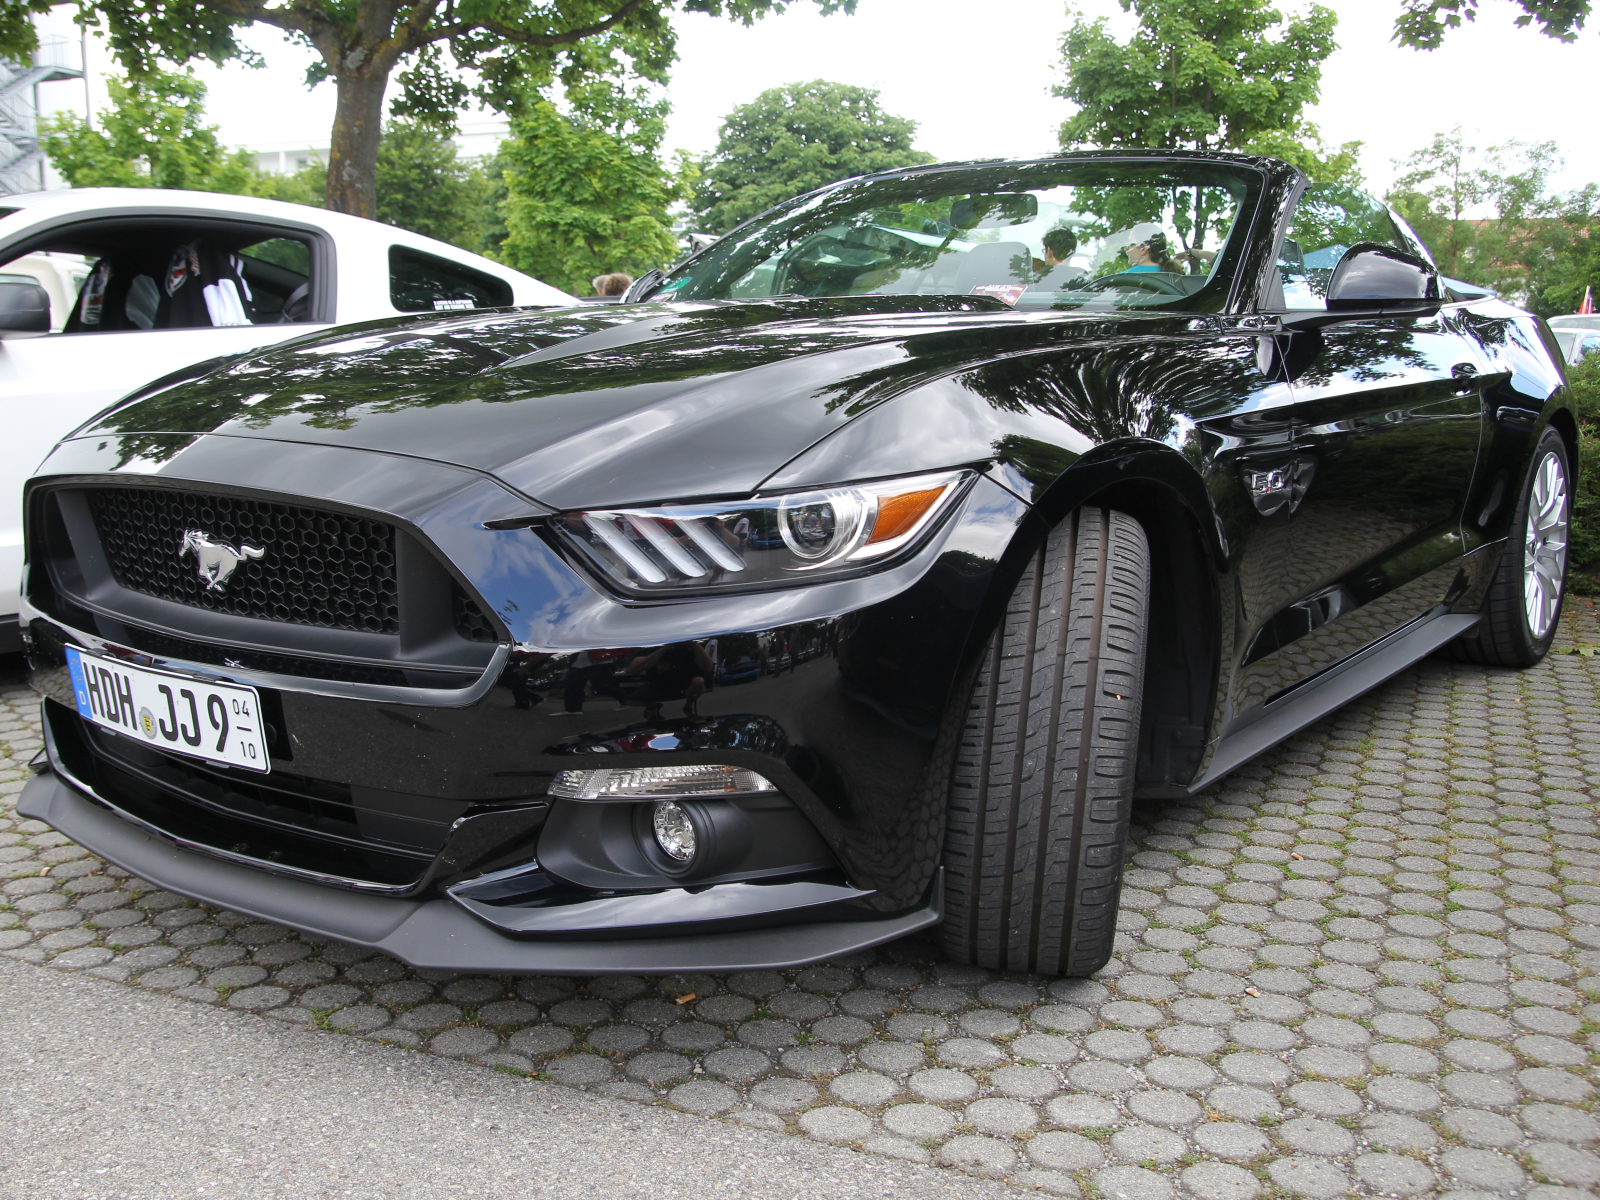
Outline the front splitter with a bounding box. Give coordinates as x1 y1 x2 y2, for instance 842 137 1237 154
18 771 943 975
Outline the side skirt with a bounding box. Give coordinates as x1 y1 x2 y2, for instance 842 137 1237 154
1192 607 1482 792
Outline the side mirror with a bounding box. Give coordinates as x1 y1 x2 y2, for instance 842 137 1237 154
1326 243 1440 311
0 278 50 334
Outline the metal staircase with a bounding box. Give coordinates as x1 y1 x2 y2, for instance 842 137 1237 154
0 37 83 194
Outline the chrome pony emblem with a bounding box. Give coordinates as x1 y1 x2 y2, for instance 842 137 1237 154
179 530 265 594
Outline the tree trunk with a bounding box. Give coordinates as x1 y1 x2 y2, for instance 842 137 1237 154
326 69 389 217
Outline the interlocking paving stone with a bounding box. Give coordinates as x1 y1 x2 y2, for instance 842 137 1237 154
5 601 1600 1192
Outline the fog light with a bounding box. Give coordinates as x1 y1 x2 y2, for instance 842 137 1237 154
652 801 697 863
550 764 777 800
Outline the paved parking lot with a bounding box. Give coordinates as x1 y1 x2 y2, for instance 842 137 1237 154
4 599 1599 1199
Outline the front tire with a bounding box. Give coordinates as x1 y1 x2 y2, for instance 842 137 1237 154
1450 426 1572 668
942 506 1150 977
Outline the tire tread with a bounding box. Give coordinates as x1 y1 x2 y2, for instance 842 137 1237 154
942 507 1149 977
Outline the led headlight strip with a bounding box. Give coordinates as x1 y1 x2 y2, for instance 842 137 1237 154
554 469 971 594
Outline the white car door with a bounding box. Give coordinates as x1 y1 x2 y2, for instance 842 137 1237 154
0 321 324 624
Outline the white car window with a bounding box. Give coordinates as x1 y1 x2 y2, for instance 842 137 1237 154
0 223 319 334
390 246 513 313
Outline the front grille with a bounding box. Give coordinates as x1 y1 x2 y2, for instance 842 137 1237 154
87 487 401 635
454 588 497 642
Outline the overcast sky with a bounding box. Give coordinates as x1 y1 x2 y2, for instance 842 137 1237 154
33 0 1600 196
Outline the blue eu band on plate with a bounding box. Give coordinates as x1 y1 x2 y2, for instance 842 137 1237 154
64 646 270 773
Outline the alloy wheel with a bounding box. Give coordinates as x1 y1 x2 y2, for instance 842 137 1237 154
1523 449 1570 640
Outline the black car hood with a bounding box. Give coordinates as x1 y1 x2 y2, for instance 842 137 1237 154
81 295 1127 510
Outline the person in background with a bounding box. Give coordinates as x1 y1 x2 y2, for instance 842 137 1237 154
560 648 629 714
1032 227 1079 275
628 640 715 721
1124 233 1177 273
592 273 634 297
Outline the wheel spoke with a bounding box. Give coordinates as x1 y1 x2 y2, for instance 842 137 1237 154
1521 449 1569 640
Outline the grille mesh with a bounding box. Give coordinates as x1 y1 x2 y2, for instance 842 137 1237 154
453 589 497 643
87 487 400 635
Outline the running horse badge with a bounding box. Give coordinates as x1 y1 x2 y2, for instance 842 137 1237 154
179 529 266 594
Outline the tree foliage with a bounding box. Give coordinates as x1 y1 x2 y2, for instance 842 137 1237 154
1240 125 1363 186
1565 355 1600 579
34 0 853 219
495 77 687 294
377 120 491 248
1387 129 1600 314
44 73 496 252
1055 0 1339 154
1394 0 1588 49
41 68 261 193
690 80 930 235
0 0 57 64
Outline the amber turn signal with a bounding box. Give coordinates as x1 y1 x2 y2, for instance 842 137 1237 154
868 486 950 546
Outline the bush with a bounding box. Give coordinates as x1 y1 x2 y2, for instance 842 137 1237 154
1568 356 1600 591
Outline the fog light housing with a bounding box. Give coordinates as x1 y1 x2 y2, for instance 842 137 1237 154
550 764 777 800
652 801 697 863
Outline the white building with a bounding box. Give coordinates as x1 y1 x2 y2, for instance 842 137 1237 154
249 117 511 175
0 35 85 194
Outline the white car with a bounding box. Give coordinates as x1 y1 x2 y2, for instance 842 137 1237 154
0 188 575 650
1548 314 1600 365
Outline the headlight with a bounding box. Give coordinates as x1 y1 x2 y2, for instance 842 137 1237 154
552 469 972 596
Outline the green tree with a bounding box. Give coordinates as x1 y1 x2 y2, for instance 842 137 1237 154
1054 0 1342 256
1055 0 1339 154
45 76 499 247
1386 128 1495 280
42 68 261 192
474 150 512 258
1386 129 1599 312
496 77 687 295
1240 124 1363 186
1536 186 1600 314
376 120 490 248
32 0 853 221
690 80 931 234
1566 354 1600 584
1394 0 1588 49
255 162 329 208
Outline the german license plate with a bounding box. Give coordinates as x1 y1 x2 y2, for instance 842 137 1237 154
64 646 271 773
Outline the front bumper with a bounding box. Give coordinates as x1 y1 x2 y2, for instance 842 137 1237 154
18 439 1029 972
19 767 943 974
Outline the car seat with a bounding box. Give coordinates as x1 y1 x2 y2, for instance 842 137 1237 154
951 241 1031 294
1027 263 1089 293
64 240 258 332
157 241 255 329
279 281 311 322
63 257 141 332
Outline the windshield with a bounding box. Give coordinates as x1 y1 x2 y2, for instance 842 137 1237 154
657 159 1261 312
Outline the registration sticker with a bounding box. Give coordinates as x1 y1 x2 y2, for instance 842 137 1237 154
64 646 271 773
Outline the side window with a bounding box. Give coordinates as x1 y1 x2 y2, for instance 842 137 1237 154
389 247 511 313
1277 185 1416 310
1 228 316 333
237 237 314 322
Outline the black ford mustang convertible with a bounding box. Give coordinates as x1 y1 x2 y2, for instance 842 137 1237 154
18 152 1574 978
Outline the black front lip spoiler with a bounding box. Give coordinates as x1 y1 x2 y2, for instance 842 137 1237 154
18 770 943 974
